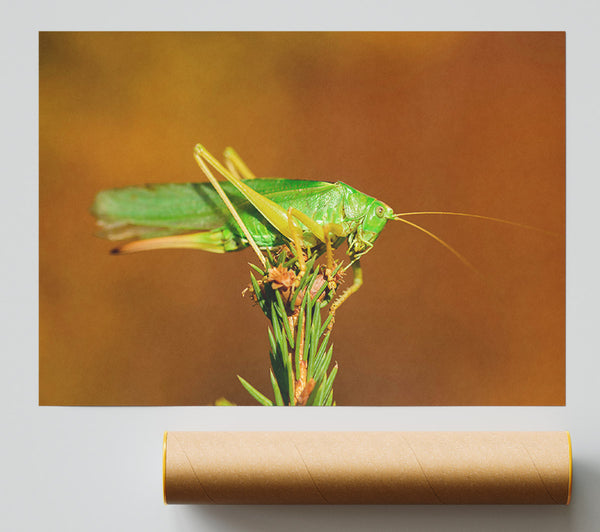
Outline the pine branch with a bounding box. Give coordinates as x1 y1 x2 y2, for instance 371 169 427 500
239 246 343 406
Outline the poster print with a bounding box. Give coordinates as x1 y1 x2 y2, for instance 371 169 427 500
39 32 564 405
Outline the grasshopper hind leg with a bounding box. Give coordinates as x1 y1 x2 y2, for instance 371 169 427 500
110 227 241 255
194 146 267 267
223 147 257 180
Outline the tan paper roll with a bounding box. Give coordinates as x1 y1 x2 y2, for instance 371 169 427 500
163 431 572 504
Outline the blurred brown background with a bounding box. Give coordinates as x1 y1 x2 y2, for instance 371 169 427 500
39 32 564 406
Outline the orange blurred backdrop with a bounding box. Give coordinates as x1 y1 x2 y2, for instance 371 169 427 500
39 32 564 405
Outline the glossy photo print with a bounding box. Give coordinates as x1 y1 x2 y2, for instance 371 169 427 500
39 32 565 406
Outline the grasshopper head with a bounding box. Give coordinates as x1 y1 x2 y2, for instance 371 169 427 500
347 200 395 259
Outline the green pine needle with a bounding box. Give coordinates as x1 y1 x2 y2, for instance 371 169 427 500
270 369 285 406
237 375 274 406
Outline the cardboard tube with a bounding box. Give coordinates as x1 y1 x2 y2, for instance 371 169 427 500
163 431 572 504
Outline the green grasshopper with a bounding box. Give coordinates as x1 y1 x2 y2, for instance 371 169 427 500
91 144 519 311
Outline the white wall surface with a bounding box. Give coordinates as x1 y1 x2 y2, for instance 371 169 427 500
2 1 599 531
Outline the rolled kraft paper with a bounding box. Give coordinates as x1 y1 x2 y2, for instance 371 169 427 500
163 431 572 505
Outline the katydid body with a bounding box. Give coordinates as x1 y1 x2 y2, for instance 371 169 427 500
92 145 400 314
92 178 393 256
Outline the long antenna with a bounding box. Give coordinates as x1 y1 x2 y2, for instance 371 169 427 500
394 211 559 236
393 215 478 275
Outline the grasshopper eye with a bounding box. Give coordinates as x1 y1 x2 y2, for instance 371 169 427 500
375 205 385 218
